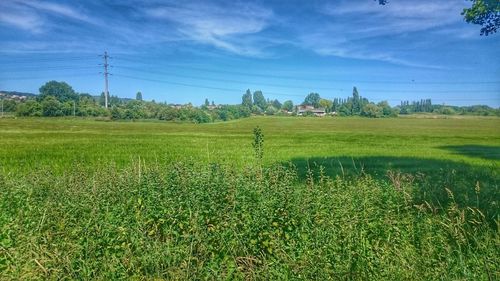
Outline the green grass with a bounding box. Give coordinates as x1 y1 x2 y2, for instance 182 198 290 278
0 116 499 279
1 116 499 173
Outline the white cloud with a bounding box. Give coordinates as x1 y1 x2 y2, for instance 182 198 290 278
297 0 470 68
0 0 95 33
22 0 92 23
144 2 276 56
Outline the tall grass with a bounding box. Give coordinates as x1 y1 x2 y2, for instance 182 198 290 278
1 161 497 280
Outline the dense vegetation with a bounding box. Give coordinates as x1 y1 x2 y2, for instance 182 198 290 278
1 160 498 279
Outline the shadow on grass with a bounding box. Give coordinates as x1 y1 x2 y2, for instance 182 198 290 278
439 145 500 161
287 156 499 221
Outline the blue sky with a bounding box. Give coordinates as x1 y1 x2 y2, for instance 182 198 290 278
0 0 499 107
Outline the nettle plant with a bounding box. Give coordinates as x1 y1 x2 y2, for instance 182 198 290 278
252 126 264 162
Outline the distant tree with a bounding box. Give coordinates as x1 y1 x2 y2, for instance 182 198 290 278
282 100 294 112
1 99 17 112
79 93 93 99
332 98 340 112
204 98 210 107
304 93 321 108
136 91 143 101
265 105 277 115
435 106 456 115
271 99 282 110
16 100 42 116
41 96 63 116
109 95 121 106
362 103 382 118
242 89 253 109
253 91 267 110
39 81 78 103
99 92 108 106
351 87 361 115
377 101 395 116
319 99 333 112
110 106 124 119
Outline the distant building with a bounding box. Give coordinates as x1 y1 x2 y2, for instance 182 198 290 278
169 104 183 109
206 105 219 110
0 91 31 101
297 105 326 117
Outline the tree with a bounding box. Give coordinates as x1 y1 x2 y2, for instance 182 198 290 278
352 87 361 115
271 99 282 110
136 91 143 101
16 100 42 116
253 91 267 110
377 100 395 116
282 100 294 112
39 81 78 103
204 98 210 107
304 93 321 108
362 103 382 118
41 96 63 116
242 89 253 109
319 99 333 112
463 0 500 35
265 105 277 115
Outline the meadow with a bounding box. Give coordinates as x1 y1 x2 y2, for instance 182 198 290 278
0 116 499 279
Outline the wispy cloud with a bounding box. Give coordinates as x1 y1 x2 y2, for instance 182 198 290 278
22 0 92 23
295 0 470 68
0 1 43 33
144 1 276 56
0 0 94 33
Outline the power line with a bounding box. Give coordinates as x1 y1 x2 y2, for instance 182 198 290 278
113 65 499 94
114 57 500 85
113 73 500 101
2 73 98 80
2 66 99 73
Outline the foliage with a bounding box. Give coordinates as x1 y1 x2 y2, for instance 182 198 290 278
462 0 500 35
252 126 264 162
0 160 497 279
39 81 78 103
303 92 321 108
18 81 499 120
319 99 333 112
271 99 282 110
362 103 383 118
242 89 253 109
41 96 64 117
15 100 42 116
282 100 294 112
252 91 267 111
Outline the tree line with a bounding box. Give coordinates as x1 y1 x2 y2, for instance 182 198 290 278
2 80 498 120
11 81 250 123
239 87 499 117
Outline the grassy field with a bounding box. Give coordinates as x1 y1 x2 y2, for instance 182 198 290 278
1 116 499 173
0 116 499 279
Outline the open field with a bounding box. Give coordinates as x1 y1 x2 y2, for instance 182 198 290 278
1 116 499 173
0 116 499 279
